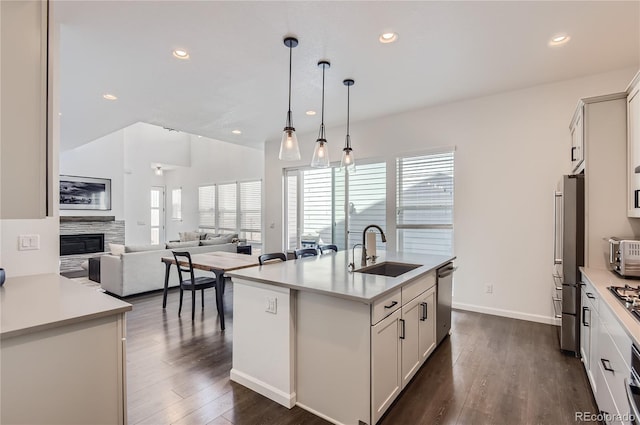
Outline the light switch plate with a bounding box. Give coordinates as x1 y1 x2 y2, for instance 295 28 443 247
18 234 40 251
265 296 277 314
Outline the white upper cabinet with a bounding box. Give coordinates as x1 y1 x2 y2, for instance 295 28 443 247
0 0 51 219
627 72 640 217
570 103 585 174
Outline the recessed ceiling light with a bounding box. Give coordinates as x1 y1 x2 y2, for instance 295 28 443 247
232 129 242 135
549 34 570 46
379 32 398 44
306 110 317 116
103 94 117 100
172 49 190 59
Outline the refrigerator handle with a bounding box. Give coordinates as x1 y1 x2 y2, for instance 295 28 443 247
554 191 563 265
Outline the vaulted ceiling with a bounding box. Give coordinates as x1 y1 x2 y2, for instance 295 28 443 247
55 1 639 151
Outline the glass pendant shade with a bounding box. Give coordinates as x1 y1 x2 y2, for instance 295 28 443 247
279 37 301 161
279 127 300 161
340 136 356 173
311 138 330 168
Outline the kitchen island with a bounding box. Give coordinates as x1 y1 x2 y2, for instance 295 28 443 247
227 251 454 425
1 274 132 424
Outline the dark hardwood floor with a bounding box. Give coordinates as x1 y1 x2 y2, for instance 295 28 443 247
124 287 598 425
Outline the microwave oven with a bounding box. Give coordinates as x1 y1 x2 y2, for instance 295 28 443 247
609 238 640 278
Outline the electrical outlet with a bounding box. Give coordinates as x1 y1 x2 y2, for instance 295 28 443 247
265 296 277 314
485 284 493 294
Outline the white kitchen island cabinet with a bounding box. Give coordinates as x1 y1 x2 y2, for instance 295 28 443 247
228 251 454 425
0 274 132 425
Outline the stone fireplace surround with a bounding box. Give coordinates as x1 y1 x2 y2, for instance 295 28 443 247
59 216 125 272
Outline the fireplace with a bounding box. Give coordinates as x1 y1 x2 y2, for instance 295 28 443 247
60 234 105 256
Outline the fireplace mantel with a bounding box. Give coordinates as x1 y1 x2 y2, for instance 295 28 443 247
60 216 115 222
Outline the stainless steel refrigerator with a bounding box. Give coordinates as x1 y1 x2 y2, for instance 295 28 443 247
553 174 584 355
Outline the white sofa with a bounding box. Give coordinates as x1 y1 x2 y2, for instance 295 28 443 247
100 243 236 297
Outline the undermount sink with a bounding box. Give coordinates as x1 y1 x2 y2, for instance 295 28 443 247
356 262 421 278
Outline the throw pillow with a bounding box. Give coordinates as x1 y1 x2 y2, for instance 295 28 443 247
220 233 238 243
124 244 165 253
204 233 222 240
166 240 200 249
109 243 125 256
179 231 202 242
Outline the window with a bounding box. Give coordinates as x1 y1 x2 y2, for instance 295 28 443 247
240 180 262 243
397 152 454 255
171 188 182 221
284 162 386 251
150 187 164 245
198 180 262 244
284 152 454 254
217 183 237 233
198 185 216 230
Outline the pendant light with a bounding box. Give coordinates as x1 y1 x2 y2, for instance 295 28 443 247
279 37 301 161
340 79 355 173
311 60 331 168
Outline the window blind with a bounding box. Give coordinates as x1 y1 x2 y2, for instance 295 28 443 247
217 183 237 231
397 152 454 255
301 168 333 245
240 180 261 242
198 185 216 230
348 162 386 249
285 172 298 250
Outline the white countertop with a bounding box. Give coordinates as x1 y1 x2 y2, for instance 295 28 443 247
227 251 455 303
580 267 640 347
1 273 132 339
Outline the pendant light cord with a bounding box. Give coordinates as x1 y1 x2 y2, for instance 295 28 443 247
288 46 292 113
319 64 326 138
346 84 350 147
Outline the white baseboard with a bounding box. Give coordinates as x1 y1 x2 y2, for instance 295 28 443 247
452 302 561 326
230 369 296 408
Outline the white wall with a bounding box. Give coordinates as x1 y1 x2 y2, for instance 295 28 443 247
60 130 125 219
263 67 638 324
164 136 264 241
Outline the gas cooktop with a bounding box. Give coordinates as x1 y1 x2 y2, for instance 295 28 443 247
609 284 640 322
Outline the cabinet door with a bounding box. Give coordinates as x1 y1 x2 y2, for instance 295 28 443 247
571 107 585 172
418 287 436 361
628 86 640 217
371 308 402 424
400 296 421 387
0 0 50 218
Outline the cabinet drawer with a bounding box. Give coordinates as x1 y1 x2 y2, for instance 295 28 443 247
599 302 632 370
372 288 401 325
582 278 600 313
401 271 435 306
598 327 631 421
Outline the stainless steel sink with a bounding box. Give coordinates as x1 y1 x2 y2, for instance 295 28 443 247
356 262 421 277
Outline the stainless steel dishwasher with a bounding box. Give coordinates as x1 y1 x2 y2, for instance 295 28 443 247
436 263 455 344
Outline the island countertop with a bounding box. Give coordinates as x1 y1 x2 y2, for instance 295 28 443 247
1 273 132 339
227 251 455 303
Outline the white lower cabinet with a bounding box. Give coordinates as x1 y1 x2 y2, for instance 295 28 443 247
580 274 632 425
371 308 402 424
371 279 437 423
